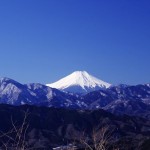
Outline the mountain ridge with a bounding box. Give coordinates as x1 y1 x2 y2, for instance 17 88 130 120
0 75 150 119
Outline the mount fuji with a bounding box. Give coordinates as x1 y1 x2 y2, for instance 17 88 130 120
47 71 111 94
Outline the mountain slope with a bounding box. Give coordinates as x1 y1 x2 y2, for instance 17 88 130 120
0 77 37 105
0 78 85 108
47 71 111 94
83 84 150 118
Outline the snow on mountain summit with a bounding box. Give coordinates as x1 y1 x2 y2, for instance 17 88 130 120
47 71 111 94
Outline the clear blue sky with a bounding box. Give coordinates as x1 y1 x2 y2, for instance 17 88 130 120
0 0 150 85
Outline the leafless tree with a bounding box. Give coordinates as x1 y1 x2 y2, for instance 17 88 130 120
80 125 119 150
0 110 30 150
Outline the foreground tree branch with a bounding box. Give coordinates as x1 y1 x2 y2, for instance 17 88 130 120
0 110 30 150
80 125 118 150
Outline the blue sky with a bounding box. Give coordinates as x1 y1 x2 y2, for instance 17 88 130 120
0 0 150 85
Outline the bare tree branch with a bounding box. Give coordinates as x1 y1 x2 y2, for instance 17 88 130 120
0 109 30 150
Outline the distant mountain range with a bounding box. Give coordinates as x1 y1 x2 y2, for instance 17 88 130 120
0 77 81 108
0 71 150 119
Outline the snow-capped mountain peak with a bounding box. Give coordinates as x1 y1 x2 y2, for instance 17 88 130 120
47 71 111 94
